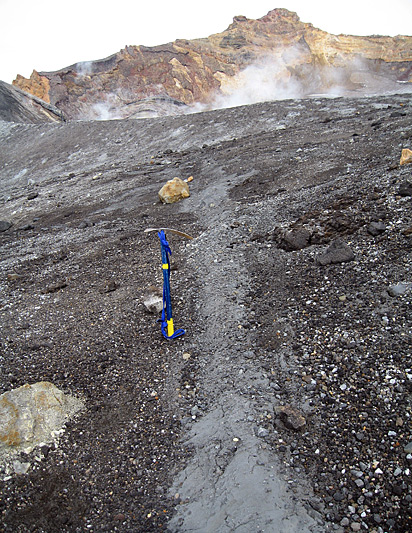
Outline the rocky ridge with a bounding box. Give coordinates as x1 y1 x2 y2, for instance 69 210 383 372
12 8 412 120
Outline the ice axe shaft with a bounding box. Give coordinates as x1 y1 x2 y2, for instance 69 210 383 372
160 238 174 336
155 230 186 340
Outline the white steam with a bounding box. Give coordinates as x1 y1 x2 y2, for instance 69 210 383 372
76 61 94 77
191 47 411 113
212 56 304 109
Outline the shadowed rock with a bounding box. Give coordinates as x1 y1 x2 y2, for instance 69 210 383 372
0 81 65 123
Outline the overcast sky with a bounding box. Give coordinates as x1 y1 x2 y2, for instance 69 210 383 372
1 0 411 84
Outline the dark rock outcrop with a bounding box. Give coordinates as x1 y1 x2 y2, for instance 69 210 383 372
0 81 65 123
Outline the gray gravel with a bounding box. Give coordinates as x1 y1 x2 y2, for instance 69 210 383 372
0 92 411 531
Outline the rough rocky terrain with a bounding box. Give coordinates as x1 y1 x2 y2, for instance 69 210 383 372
12 8 412 120
1 90 412 532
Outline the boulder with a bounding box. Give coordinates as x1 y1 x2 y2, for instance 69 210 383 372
158 177 190 204
316 239 355 266
0 382 83 461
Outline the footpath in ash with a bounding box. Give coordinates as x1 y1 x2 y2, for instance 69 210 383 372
167 93 412 532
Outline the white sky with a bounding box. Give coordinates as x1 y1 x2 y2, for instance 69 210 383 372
1 0 411 84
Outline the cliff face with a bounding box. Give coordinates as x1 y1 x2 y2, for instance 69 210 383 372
12 8 412 119
0 81 65 123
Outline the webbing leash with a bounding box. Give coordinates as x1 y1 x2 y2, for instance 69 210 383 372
157 230 185 340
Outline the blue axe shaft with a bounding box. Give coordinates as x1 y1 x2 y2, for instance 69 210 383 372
160 237 174 336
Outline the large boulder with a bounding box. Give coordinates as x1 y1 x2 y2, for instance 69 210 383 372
0 382 83 462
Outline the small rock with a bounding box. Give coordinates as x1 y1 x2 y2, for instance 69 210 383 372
351 522 361 532
333 491 345 502
103 280 118 293
182 352 191 361
403 442 412 454
7 273 22 281
143 287 163 314
0 221 12 232
402 226 412 237
27 192 38 200
340 517 350 527
41 280 67 294
282 228 312 251
398 180 412 197
316 239 355 266
275 405 306 431
388 282 412 297
400 148 412 166
256 427 269 438
392 484 403 496
367 221 386 236
12 460 30 475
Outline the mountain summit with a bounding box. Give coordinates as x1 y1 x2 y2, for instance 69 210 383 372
11 8 412 119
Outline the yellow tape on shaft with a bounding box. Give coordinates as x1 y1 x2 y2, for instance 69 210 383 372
167 318 174 337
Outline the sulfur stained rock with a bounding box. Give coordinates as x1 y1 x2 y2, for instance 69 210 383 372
0 382 83 461
12 9 412 120
158 177 190 204
400 148 412 166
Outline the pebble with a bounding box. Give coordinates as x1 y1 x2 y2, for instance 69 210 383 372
351 522 361 531
404 442 412 453
387 282 412 297
256 427 269 438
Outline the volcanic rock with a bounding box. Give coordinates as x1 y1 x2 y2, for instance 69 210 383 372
0 80 65 123
398 180 412 197
0 382 83 460
158 177 190 204
275 405 307 431
0 221 12 232
11 8 412 120
316 239 355 265
400 148 412 166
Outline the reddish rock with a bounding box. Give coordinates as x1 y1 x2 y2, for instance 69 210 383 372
12 9 412 120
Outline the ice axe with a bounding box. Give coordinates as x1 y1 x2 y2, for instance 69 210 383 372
144 227 193 339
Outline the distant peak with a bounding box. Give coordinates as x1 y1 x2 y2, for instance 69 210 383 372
260 8 301 22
